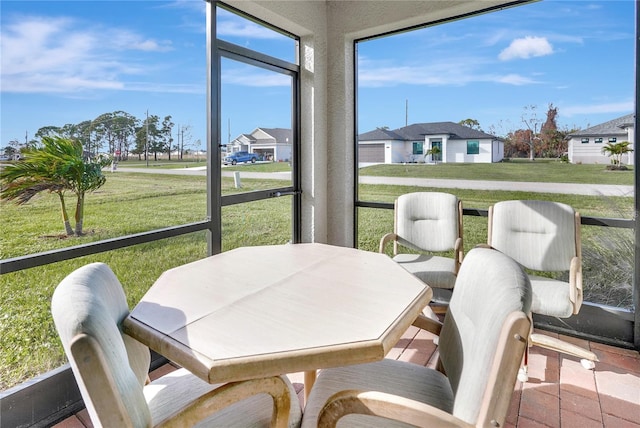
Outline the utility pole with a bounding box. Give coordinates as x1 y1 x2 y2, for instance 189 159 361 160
176 125 180 161
405 99 408 127
145 109 149 167
181 126 184 160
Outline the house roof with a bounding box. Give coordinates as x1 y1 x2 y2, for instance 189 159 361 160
259 127 293 143
569 113 635 137
358 127 405 141
359 122 497 141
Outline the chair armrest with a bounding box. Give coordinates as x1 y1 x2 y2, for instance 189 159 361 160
453 237 464 274
155 376 292 428
379 233 398 254
317 389 473 428
411 313 443 336
70 334 133 427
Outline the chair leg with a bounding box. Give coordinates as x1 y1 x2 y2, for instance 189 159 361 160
518 344 529 383
580 358 596 370
530 332 599 367
429 303 448 315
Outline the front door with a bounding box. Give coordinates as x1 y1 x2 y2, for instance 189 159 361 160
431 141 442 162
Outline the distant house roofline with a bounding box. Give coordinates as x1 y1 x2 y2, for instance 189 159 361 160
359 122 498 141
568 113 635 138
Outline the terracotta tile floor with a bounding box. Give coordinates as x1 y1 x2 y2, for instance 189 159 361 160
54 326 640 427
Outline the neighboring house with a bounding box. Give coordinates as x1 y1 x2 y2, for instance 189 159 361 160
358 122 503 164
225 127 292 162
567 113 635 165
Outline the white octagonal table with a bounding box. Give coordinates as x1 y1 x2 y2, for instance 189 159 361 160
123 243 432 399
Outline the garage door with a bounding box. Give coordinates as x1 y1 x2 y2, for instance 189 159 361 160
358 144 384 163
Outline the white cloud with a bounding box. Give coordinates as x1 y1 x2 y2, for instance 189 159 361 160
357 56 539 88
222 69 290 87
108 29 173 52
495 74 539 86
0 15 174 94
498 36 554 61
216 21 283 40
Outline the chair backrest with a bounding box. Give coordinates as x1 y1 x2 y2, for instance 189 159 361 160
488 200 580 272
52 263 152 427
394 192 462 252
437 247 531 425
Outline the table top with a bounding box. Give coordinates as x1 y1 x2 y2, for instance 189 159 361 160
123 243 432 384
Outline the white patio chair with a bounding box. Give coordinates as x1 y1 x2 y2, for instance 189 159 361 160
379 191 463 308
487 199 598 381
51 262 302 427
301 247 531 428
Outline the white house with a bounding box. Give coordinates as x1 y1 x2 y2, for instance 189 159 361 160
358 122 503 164
567 113 634 165
226 127 292 162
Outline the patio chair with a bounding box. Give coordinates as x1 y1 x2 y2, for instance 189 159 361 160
487 199 598 381
379 191 463 308
301 247 532 428
51 262 302 428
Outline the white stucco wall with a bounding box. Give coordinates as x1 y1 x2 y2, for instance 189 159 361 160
389 141 403 163
274 144 292 162
492 140 504 163
568 135 633 165
444 139 493 163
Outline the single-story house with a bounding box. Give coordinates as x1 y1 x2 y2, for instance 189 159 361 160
225 127 292 162
358 122 503 164
567 113 635 165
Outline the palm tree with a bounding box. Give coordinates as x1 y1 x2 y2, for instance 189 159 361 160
0 136 111 236
601 141 633 168
425 145 442 164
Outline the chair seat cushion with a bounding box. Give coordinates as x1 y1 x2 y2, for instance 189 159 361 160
529 276 573 318
393 254 456 289
301 359 453 428
145 368 302 427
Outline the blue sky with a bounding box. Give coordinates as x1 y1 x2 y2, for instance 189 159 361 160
1 0 635 150
357 0 635 135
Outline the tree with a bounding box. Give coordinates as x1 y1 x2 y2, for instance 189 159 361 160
6 139 22 157
458 118 481 131
161 115 175 160
602 141 633 169
0 136 111 236
521 104 543 160
504 129 532 158
135 114 162 161
539 104 558 157
177 124 193 160
35 125 62 140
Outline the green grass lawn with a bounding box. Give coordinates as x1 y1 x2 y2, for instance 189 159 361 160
360 160 634 185
0 163 634 390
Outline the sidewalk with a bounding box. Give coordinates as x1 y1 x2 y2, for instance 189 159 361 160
358 176 634 197
116 167 634 197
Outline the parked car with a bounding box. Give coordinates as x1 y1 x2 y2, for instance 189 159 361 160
223 151 258 165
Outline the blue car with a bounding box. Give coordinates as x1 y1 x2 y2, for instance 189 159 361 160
223 151 258 165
